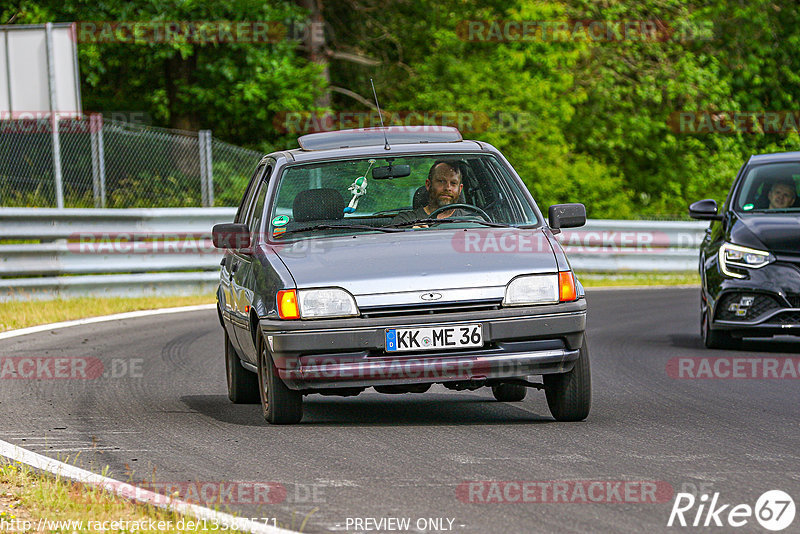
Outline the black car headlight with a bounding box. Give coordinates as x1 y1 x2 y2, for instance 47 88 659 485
718 242 774 279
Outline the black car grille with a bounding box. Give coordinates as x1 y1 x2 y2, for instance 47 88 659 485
787 294 800 308
774 311 800 325
360 300 502 319
716 293 782 321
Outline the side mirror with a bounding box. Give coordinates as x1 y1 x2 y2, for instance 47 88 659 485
688 199 723 221
548 203 586 233
212 223 251 250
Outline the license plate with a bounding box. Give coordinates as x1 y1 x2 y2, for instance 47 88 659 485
385 324 483 352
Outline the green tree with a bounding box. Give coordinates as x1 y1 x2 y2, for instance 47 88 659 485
318 0 633 217
3 0 324 150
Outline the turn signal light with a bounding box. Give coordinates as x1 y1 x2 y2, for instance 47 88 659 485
558 271 577 302
277 289 300 319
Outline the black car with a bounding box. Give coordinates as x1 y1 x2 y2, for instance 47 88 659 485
689 152 800 349
212 126 591 424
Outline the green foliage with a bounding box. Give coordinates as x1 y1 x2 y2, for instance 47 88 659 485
4 0 799 217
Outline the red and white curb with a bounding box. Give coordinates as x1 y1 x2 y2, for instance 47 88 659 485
0 439 297 534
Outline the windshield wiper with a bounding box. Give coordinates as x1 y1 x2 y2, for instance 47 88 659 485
386 218 513 228
276 224 403 237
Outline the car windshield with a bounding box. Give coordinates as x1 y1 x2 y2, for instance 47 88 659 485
735 162 800 214
267 154 539 240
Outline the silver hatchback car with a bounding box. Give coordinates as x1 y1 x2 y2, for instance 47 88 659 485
213 126 590 424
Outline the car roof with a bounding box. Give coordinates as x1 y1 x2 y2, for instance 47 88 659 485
297 126 463 150
265 126 497 163
748 151 800 164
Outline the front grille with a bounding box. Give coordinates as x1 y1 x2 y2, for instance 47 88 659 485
360 300 502 319
787 294 800 308
716 293 781 321
774 311 800 325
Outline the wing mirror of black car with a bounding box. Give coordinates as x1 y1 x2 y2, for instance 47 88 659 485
688 199 723 221
212 223 251 250
548 203 586 234
372 164 411 179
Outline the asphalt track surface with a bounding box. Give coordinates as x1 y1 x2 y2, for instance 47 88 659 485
2 288 799 533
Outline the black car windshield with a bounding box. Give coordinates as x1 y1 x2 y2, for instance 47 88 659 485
267 154 539 239
735 162 800 214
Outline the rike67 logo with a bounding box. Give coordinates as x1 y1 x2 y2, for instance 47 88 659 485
668 490 795 531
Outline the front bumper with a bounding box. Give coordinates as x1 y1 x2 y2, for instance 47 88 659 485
259 300 586 390
710 260 800 338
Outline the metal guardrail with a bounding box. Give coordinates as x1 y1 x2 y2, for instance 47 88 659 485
0 207 236 239
0 208 708 300
556 219 707 272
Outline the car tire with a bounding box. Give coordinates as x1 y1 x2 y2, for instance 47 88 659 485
257 336 303 424
491 384 527 402
701 298 741 350
543 336 591 422
225 330 259 404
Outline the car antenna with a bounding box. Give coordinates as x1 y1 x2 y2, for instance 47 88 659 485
370 78 390 150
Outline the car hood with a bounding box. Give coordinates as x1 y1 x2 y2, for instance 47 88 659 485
733 213 800 253
272 228 558 308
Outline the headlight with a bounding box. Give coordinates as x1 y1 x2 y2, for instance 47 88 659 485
718 242 773 279
503 274 559 306
297 288 359 319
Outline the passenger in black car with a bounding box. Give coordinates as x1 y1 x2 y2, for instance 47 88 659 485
767 179 797 210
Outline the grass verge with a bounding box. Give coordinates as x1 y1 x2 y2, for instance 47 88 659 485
0 461 244 533
578 272 699 288
0 295 215 333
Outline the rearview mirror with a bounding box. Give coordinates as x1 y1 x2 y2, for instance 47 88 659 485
688 199 723 221
372 164 411 179
548 203 586 233
212 223 251 249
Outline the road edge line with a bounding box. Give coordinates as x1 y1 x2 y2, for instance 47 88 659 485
0 304 217 340
0 439 298 534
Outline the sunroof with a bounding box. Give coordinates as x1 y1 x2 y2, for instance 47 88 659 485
297 126 463 150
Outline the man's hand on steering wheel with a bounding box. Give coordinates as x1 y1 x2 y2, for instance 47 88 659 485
427 203 492 222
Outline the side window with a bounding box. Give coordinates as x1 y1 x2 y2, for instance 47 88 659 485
246 166 273 239
234 163 265 224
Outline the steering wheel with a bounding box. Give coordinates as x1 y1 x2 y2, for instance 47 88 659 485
428 203 492 222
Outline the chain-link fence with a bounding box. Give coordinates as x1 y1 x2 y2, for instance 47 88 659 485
0 115 262 208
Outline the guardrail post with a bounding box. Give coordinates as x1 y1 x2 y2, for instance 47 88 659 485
199 130 214 207
89 114 107 208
